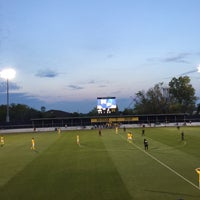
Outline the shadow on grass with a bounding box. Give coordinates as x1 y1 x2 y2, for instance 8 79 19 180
145 189 200 198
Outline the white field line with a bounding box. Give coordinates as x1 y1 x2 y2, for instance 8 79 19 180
119 134 200 190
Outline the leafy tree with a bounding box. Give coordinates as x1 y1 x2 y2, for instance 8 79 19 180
133 76 197 114
10 103 41 123
0 104 41 125
88 107 98 116
133 90 149 114
196 103 200 115
133 83 169 114
41 106 46 112
122 108 135 115
168 76 197 113
0 105 7 122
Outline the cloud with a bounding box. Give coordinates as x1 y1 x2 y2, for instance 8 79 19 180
35 69 59 78
68 85 84 90
0 82 21 92
88 80 96 84
106 54 114 59
179 69 198 76
148 53 192 64
98 85 107 88
163 68 198 80
86 80 109 85
162 53 191 63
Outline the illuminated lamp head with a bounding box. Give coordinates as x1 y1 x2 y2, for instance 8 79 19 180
0 68 16 80
197 65 200 73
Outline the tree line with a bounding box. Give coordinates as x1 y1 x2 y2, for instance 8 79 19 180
0 76 199 125
124 76 200 115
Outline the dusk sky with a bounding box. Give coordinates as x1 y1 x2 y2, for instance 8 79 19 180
0 0 200 113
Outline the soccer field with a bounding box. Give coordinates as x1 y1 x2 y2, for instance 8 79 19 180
0 127 200 200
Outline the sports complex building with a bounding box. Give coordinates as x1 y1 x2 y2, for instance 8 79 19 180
31 113 198 128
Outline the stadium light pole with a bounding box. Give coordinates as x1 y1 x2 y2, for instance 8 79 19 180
0 68 16 123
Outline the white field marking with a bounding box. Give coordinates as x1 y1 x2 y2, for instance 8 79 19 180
119 134 200 190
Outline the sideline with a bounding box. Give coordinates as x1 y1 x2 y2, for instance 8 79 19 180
119 134 200 191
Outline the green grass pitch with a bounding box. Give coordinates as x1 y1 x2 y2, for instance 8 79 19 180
1 126 200 200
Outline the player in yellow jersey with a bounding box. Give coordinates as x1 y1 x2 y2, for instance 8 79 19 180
77 135 80 146
115 126 118 134
1 136 4 147
127 132 130 141
127 132 133 143
31 138 35 150
57 128 61 134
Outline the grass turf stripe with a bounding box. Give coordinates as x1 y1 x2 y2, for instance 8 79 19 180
118 133 200 191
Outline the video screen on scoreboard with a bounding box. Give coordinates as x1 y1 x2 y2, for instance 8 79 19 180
97 97 116 110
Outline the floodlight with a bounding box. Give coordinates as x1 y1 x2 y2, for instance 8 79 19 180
0 68 16 80
0 68 16 123
197 65 200 73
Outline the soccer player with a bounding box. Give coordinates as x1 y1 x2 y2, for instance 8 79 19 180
31 138 35 150
181 131 184 141
123 126 126 133
115 126 118 134
77 135 80 146
127 132 130 141
98 128 102 136
127 132 133 143
1 136 4 147
144 139 148 150
142 129 145 136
